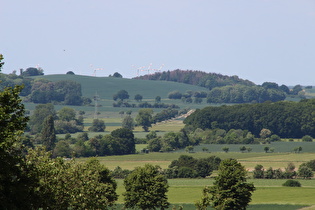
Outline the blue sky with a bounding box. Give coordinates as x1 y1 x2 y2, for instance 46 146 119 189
1 0 315 85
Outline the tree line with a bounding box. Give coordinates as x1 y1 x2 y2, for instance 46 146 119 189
184 99 315 138
136 69 305 103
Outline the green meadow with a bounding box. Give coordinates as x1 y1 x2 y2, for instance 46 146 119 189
24 75 315 208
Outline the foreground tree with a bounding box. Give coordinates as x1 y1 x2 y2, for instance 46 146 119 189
26 148 118 209
0 55 38 209
124 164 169 210
196 159 255 210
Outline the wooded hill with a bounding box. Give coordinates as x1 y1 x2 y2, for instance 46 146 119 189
134 69 255 89
134 69 303 103
184 99 315 138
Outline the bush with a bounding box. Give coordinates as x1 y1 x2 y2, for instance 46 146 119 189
302 135 313 142
282 180 301 187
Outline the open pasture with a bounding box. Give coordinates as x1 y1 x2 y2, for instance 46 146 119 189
114 178 315 207
77 150 315 171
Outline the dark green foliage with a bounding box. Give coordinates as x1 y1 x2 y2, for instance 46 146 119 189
66 71 75 75
123 164 169 210
135 108 153 132
53 140 72 157
111 128 136 154
167 90 182 99
21 67 44 76
29 103 56 134
0 84 39 209
302 135 313 142
196 159 255 210
153 108 178 123
207 85 286 103
29 80 83 105
136 69 254 89
298 166 314 179
122 115 135 130
282 180 301 187
112 72 122 78
302 159 315 171
184 99 315 138
27 149 118 209
190 128 255 144
166 155 221 178
41 115 56 151
253 165 264 179
147 129 195 152
134 93 143 102
253 163 297 179
113 89 129 101
111 166 132 179
88 119 106 132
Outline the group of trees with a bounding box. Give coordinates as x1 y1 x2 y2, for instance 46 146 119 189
57 128 136 157
112 89 179 109
147 129 198 152
136 69 306 104
135 69 254 89
207 84 286 103
29 104 84 135
184 99 315 138
27 79 87 105
164 155 221 178
253 162 314 179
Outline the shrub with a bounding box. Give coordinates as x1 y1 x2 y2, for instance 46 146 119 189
282 180 301 187
302 135 313 142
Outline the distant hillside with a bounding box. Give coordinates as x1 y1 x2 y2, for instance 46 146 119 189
134 69 255 89
37 74 209 100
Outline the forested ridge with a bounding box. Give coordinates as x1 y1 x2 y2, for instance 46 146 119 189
184 99 315 138
134 69 255 89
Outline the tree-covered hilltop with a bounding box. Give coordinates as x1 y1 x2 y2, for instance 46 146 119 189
134 69 305 103
134 69 255 89
184 99 315 138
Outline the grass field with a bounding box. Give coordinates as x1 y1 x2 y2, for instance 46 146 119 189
113 178 315 207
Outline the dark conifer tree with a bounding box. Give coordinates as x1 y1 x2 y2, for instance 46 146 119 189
42 115 56 151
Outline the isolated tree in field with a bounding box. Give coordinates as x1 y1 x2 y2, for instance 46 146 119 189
89 119 106 132
113 72 123 78
134 94 143 102
155 95 161 103
42 115 57 151
264 146 270 153
135 108 153 132
122 115 135 130
113 89 129 101
123 164 169 210
222 147 229 153
196 159 255 210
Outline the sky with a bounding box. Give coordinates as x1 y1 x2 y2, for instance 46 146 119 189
1 0 315 85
